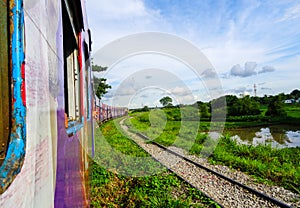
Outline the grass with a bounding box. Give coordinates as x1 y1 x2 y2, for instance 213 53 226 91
89 161 219 208
210 136 300 193
284 105 300 118
259 105 268 115
128 110 300 194
90 118 220 207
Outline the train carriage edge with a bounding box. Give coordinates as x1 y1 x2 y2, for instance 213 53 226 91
0 0 95 207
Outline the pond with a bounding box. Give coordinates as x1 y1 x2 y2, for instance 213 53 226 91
225 125 300 148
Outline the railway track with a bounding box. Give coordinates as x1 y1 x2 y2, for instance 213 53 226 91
119 119 296 208
137 132 293 208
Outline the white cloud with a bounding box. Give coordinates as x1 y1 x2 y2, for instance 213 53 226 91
87 0 300 104
170 86 190 96
226 86 252 96
230 62 257 77
114 87 136 96
277 4 300 22
201 68 217 78
176 94 196 104
92 0 149 20
202 42 268 75
259 66 276 74
87 0 168 50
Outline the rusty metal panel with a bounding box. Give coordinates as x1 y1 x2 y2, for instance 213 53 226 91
0 0 26 195
0 0 10 165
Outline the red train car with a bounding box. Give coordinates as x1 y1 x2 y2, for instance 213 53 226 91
94 97 128 123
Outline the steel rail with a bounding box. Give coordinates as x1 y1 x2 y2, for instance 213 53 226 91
119 119 224 207
136 132 292 208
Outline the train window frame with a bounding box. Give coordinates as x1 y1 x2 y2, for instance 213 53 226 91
0 0 26 193
62 0 84 134
0 0 10 166
83 42 91 120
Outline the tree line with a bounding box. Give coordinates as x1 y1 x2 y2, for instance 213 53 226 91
158 89 300 119
210 89 300 118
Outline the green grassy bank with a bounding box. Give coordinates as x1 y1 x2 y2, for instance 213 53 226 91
127 110 300 194
90 119 220 207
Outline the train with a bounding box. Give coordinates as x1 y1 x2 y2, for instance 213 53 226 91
94 97 128 123
0 0 126 207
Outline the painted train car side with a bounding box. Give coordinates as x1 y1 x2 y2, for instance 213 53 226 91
94 99 128 123
0 0 94 207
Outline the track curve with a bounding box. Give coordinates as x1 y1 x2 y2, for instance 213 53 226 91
136 132 292 208
119 118 297 208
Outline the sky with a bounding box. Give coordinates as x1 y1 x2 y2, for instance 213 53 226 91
87 0 300 108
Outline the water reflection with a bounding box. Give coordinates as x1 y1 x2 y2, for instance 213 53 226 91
225 125 300 148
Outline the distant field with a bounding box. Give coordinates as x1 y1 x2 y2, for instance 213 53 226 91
284 105 300 118
260 104 300 118
259 105 268 115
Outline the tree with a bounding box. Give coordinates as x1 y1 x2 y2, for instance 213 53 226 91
92 65 107 72
228 96 261 116
199 103 210 118
260 94 273 105
290 89 300 99
225 95 239 106
159 96 173 107
95 77 111 99
142 105 149 112
195 101 210 118
265 96 287 117
92 65 111 100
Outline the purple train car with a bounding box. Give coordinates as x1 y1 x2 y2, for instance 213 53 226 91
0 0 94 207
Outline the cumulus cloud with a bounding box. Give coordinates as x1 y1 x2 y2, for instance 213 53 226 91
258 65 275 74
201 68 217 78
176 95 196 104
230 62 257 77
170 86 190 96
165 86 197 104
220 73 230 79
115 87 136 96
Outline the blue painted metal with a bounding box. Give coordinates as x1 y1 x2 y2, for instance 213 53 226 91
66 120 84 136
0 0 26 192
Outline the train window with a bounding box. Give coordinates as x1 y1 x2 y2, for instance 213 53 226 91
84 42 90 119
62 0 82 128
0 0 10 166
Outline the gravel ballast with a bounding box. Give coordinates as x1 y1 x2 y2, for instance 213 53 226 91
120 119 300 208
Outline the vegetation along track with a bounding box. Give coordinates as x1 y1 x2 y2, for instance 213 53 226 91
120 118 297 208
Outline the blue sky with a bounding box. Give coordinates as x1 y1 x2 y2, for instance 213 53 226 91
87 0 300 107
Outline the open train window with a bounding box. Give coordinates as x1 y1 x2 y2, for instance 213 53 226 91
0 0 10 166
84 42 91 119
62 0 83 130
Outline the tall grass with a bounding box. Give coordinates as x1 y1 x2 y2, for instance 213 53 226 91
210 136 300 193
90 118 220 207
128 110 300 194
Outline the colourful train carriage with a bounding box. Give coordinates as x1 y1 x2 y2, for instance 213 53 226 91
0 0 94 207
